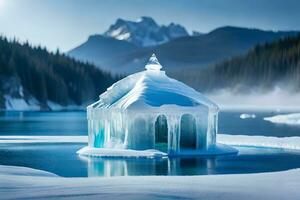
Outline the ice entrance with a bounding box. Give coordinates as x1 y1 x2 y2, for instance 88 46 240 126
132 117 152 150
180 114 197 150
155 115 168 152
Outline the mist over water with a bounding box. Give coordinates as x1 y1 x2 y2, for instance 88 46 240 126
207 88 300 110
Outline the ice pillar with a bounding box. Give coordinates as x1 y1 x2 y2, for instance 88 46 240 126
195 114 208 149
167 115 181 155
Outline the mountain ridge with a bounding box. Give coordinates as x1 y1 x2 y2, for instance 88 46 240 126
68 18 299 74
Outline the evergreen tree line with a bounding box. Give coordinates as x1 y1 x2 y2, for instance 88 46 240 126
0 36 118 108
171 34 300 93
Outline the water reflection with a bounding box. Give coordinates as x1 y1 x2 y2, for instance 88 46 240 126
82 156 217 177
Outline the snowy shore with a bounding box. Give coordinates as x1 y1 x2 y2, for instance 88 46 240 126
1 134 300 199
218 134 300 150
0 164 299 200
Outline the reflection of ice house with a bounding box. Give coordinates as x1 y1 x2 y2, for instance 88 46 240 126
86 54 223 156
84 157 217 177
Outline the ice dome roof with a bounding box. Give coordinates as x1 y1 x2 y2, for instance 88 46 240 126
90 54 218 111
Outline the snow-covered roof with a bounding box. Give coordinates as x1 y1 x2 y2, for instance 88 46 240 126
89 54 218 111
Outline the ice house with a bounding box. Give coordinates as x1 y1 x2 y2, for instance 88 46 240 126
82 54 231 157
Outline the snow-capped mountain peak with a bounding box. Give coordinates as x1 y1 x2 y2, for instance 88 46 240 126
103 17 189 47
136 16 158 27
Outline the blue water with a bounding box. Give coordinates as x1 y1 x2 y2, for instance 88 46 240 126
1 110 300 137
220 110 300 137
0 110 300 177
0 111 86 135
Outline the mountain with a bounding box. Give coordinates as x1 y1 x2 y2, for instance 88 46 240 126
69 23 298 74
68 35 139 72
171 34 300 93
103 16 189 47
0 36 117 110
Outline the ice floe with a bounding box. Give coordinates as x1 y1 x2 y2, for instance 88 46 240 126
240 113 256 119
264 113 300 125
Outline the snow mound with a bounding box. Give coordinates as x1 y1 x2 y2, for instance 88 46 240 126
77 146 167 158
219 134 300 150
264 113 300 125
1 164 300 199
240 113 256 119
0 165 57 177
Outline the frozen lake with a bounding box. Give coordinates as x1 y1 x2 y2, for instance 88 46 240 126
1 110 300 177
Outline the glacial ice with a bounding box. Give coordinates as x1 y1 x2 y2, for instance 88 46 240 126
83 54 221 156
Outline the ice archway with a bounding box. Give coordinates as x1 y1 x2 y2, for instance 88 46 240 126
180 114 197 150
155 115 168 152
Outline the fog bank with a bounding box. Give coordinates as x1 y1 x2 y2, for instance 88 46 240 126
207 88 300 111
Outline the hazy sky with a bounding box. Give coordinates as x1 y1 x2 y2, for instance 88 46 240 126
1 0 300 52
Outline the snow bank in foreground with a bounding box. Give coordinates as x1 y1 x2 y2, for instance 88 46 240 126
264 113 300 125
1 164 300 200
219 134 300 150
77 146 167 158
240 113 256 119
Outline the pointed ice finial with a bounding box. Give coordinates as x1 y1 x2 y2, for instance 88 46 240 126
145 53 162 71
